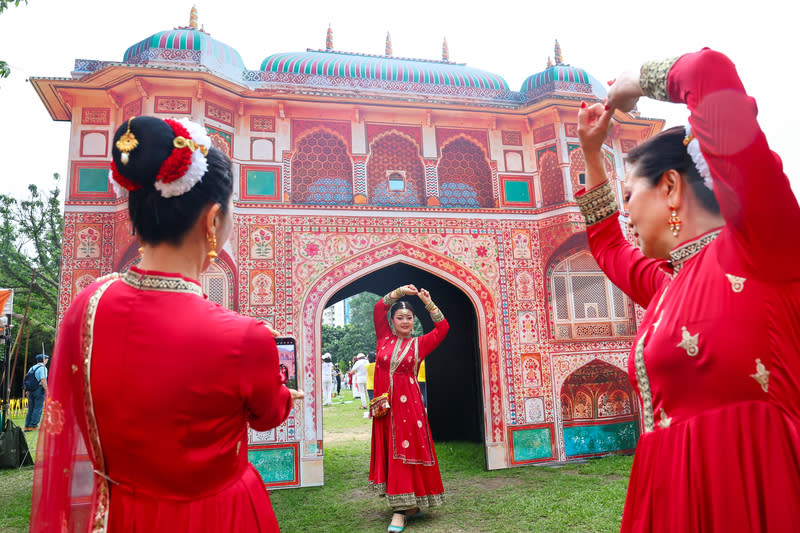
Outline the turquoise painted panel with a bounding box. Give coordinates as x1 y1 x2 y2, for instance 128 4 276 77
249 447 295 484
504 181 530 203
247 170 277 196
512 427 552 462
564 420 639 457
78 168 110 193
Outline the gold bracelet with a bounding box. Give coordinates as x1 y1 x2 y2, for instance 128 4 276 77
425 300 436 311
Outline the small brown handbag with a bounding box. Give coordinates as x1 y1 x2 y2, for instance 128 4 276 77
369 392 390 418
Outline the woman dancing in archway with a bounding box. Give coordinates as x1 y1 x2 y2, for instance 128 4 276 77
368 284 449 532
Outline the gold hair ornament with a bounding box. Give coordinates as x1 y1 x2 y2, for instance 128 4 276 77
174 136 209 156
116 117 139 165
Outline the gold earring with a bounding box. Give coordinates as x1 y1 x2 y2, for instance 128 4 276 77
668 206 682 237
207 233 218 260
138 246 144 255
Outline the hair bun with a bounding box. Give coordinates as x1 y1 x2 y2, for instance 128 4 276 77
111 116 176 189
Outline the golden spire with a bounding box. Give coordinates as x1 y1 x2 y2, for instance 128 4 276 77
442 37 449 62
385 32 392 56
190 5 198 30
554 39 563 65
546 56 553 69
326 24 333 51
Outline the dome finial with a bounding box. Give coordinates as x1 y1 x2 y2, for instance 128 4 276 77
326 24 333 51
442 37 449 62
546 56 553 69
554 39 563 66
190 5 198 30
385 32 393 56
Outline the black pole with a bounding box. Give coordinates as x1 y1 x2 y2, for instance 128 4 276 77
1 314 11 431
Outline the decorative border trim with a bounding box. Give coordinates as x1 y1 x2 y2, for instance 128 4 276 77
121 269 203 296
240 164 282 202
639 56 679 102
633 332 654 432
575 182 618 226
249 442 301 488
669 229 721 274
507 423 556 465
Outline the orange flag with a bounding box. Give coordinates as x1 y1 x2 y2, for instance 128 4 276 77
0 289 11 315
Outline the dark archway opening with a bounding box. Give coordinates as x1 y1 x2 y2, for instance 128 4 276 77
326 262 484 445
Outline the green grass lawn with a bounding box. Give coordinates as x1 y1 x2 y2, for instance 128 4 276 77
0 391 632 532
270 390 632 532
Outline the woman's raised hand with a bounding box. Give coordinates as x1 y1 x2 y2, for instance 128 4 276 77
289 389 305 401
418 289 431 306
577 102 614 155
606 71 643 113
402 284 419 296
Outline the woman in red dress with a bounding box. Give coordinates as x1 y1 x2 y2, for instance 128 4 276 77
577 49 800 531
30 116 304 532
368 284 449 532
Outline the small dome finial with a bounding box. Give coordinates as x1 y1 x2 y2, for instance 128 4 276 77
326 24 333 51
190 5 198 30
554 39 563 66
442 37 449 62
546 56 553 69
385 32 393 56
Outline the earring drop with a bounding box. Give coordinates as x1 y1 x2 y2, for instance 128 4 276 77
207 233 218 260
668 206 682 237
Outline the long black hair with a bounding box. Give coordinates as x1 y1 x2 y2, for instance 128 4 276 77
111 116 233 246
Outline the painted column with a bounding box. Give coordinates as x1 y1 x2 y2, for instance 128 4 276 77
423 158 440 206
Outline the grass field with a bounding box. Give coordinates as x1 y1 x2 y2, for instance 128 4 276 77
0 392 632 532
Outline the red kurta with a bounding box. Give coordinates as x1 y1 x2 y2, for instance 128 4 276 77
368 297 449 510
31 267 293 532
580 50 800 531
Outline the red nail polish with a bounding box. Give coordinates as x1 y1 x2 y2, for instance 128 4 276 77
605 105 610 111
580 101 587 109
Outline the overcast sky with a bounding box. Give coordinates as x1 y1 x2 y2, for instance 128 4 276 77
1 0 797 200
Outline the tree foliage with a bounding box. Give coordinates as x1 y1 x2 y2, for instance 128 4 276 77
0 0 28 78
0 174 63 394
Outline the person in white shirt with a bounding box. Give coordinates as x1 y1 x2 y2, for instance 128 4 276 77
321 353 334 406
350 353 368 410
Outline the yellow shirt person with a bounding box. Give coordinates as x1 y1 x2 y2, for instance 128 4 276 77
417 360 427 407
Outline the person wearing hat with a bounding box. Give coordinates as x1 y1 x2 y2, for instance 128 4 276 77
30 116 303 533
322 353 334 405
23 353 49 431
351 353 369 410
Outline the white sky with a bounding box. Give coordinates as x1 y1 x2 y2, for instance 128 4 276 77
1 0 798 200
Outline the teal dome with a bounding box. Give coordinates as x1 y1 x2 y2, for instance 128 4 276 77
521 64 606 99
123 28 245 76
261 50 509 91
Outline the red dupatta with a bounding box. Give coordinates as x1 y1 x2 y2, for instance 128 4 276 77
31 276 119 533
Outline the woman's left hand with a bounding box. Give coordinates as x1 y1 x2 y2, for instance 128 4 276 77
418 289 431 306
577 102 614 155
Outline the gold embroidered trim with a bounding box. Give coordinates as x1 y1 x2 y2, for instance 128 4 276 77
750 358 770 393
652 311 664 332
677 326 699 357
121 269 203 297
726 274 746 293
669 230 721 274
387 491 445 510
82 276 119 533
634 332 654 432
658 408 672 429
576 182 618 226
639 56 679 101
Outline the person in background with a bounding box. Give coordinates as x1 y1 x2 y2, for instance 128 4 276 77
23 353 49 432
333 365 341 399
354 353 369 410
417 360 427 408
369 285 449 532
365 351 377 401
351 355 361 400
30 116 303 532
322 353 334 406
577 48 800 531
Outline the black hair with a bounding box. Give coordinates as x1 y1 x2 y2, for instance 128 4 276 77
390 300 415 318
625 125 720 214
368 352 376 363
111 116 233 246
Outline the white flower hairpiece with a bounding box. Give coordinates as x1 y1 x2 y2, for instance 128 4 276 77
684 125 713 191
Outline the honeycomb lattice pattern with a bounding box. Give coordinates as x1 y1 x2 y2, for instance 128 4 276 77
438 138 493 208
292 131 353 204
367 134 425 206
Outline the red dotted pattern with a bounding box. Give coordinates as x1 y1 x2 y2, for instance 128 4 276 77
438 138 493 207
291 130 352 204
367 134 425 205
539 149 564 206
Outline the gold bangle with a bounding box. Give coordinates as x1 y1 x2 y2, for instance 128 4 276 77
425 301 436 311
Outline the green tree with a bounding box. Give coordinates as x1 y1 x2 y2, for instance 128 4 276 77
0 174 63 395
0 0 28 78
